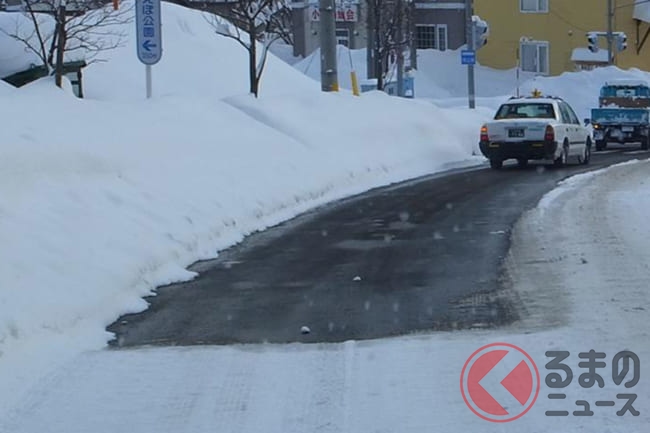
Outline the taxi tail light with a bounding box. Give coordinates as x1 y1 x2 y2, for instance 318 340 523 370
480 125 489 141
544 125 555 141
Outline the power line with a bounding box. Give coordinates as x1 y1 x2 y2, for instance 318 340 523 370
548 6 590 33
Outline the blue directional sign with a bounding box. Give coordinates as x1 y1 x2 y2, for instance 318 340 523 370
136 0 162 65
461 50 476 65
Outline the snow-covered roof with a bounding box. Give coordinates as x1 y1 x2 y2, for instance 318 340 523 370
604 79 650 87
571 48 608 63
634 1 650 23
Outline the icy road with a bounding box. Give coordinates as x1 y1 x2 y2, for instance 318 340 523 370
109 149 649 346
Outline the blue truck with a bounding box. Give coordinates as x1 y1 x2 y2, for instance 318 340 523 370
590 80 650 151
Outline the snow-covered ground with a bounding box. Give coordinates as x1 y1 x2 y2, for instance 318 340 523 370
2 2 650 431
0 1 488 421
290 44 650 121
2 160 650 432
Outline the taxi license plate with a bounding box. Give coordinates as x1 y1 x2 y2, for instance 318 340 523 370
508 128 525 138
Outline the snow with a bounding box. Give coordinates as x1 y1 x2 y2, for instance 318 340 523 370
571 47 609 63
0 10 91 77
604 78 650 87
290 45 650 122
294 46 534 99
4 159 650 431
633 1 650 23
0 12 44 77
0 0 487 421
2 0 650 431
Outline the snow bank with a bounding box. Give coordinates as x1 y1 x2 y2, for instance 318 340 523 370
84 2 319 100
0 0 487 415
517 66 650 120
293 46 536 100
289 44 650 120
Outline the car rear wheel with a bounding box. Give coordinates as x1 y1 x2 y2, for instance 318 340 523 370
641 134 649 150
517 158 528 168
554 144 568 167
595 140 606 151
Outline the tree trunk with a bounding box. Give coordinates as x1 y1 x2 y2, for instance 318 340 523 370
248 28 258 97
376 51 384 90
55 4 66 88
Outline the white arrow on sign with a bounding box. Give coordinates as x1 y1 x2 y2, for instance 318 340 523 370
478 350 530 413
136 0 162 65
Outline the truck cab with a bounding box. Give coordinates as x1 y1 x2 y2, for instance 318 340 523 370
591 80 650 150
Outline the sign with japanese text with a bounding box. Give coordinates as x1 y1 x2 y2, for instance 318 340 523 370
309 5 357 22
136 0 162 65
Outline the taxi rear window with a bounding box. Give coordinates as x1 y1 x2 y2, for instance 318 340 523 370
494 103 556 120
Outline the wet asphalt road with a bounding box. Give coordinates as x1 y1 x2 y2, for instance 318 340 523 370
108 149 649 347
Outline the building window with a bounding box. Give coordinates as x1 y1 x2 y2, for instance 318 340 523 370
520 40 549 75
415 24 447 50
437 25 448 51
336 28 350 47
520 0 548 13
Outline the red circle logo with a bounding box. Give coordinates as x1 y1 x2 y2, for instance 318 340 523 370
460 342 540 422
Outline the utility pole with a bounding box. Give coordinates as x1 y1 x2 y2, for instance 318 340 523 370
55 0 66 88
607 0 614 64
367 0 376 79
319 0 338 91
465 0 475 109
396 0 404 97
408 0 417 70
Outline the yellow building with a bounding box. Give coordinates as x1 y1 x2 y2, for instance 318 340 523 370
474 0 650 75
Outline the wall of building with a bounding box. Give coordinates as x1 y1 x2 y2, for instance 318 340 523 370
475 0 650 76
413 3 466 50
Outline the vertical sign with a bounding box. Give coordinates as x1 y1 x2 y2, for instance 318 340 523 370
136 0 162 65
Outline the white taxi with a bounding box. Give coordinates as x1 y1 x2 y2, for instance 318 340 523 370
479 95 592 169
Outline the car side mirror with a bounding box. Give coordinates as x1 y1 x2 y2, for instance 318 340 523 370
584 118 591 126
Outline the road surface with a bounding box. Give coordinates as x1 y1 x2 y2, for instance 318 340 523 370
109 149 649 346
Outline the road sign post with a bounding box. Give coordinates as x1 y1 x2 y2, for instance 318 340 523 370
135 0 162 98
465 0 475 109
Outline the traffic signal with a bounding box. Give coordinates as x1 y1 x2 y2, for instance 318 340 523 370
472 17 489 50
617 33 628 52
587 32 599 53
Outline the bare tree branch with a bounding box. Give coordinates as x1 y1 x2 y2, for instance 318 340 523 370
204 0 291 97
3 0 132 87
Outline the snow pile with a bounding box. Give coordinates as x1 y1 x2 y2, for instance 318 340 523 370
517 66 650 120
293 45 368 91
289 44 650 119
634 1 650 23
293 46 535 100
0 0 488 416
